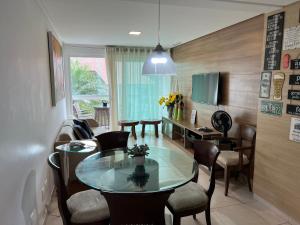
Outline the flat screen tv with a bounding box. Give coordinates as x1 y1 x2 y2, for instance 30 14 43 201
192 73 220 106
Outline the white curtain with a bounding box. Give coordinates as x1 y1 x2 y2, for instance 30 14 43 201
106 46 171 130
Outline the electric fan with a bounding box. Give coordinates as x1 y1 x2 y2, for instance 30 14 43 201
211 110 232 138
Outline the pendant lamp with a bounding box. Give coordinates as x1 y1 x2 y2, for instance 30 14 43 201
142 0 176 76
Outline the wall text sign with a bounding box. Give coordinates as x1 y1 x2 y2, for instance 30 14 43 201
289 74 300 85
261 100 283 116
291 59 300 70
288 90 300 100
264 12 285 70
287 104 300 116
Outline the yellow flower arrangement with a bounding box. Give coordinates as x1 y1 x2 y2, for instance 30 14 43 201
159 92 181 108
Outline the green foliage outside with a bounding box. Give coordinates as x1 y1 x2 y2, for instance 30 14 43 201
70 60 108 95
71 59 109 114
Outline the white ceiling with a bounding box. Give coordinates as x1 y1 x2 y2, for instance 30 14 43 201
40 0 298 47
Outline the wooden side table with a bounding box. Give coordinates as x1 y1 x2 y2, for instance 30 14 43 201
118 120 139 140
140 120 162 138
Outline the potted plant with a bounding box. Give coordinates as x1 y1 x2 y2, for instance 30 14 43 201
101 100 108 107
127 144 150 165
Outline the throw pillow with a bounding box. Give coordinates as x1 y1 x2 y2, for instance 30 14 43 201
73 124 91 140
73 119 94 137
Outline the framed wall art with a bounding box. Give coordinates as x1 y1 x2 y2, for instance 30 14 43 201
47 31 65 106
259 71 272 98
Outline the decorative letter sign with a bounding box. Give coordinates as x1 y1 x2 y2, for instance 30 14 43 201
291 59 300 70
288 90 300 100
286 104 300 116
273 72 285 100
264 12 285 70
289 74 300 85
289 117 300 143
261 100 283 116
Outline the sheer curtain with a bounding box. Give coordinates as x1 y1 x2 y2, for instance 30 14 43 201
106 47 171 130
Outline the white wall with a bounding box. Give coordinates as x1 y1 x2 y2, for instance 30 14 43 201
0 0 66 224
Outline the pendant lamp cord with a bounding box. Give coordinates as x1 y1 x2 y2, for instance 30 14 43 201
158 0 161 44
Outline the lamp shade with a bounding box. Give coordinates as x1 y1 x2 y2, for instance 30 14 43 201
142 44 176 76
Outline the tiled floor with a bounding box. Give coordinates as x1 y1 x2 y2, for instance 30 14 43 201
45 132 291 225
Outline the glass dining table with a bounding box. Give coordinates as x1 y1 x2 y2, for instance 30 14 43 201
75 146 198 225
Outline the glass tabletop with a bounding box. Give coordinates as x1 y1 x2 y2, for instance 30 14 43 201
56 140 97 153
75 146 198 193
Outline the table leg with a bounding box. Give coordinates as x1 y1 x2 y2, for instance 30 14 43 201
102 190 173 225
131 125 137 140
141 124 145 138
155 124 159 138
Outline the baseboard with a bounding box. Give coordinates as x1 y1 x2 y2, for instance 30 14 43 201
254 194 300 225
39 185 55 225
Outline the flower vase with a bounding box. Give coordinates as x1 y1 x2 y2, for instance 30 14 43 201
134 156 145 165
177 108 183 121
173 104 178 120
167 106 174 119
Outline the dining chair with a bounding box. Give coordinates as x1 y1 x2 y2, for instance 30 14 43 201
48 152 110 225
95 131 130 152
216 124 256 196
166 141 220 225
101 190 174 225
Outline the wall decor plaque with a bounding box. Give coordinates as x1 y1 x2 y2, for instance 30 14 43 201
259 71 272 98
283 54 290 69
286 104 300 116
289 74 300 85
289 117 300 143
264 12 285 70
283 25 300 50
273 72 285 100
291 59 300 70
261 100 283 116
288 90 300 100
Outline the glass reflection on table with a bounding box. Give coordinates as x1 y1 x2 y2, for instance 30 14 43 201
76 146 197 193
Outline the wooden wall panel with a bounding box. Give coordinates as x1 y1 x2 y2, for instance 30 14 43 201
254 2 300 223
171 15 264 137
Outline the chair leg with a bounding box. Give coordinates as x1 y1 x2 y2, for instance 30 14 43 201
154 124 159 138
224 166 231 196
121 125 124 131
193 214 196 220
205 207 211 225
173 215 181 225
247 168 253 192
141 124 145 138
131 125 137 140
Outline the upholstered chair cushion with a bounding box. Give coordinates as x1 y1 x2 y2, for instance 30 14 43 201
168 182 208 213
67 190 109 223
217 151 249 166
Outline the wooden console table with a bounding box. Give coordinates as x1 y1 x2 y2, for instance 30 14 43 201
162 116 222 148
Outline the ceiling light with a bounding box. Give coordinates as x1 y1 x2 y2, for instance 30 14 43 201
142 0 176 76
129 31 142 36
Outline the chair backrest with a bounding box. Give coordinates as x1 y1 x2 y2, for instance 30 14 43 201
239 124 256 147
239 124 256 161
193 141 220 198
96 131 130 151
48 152 70 225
